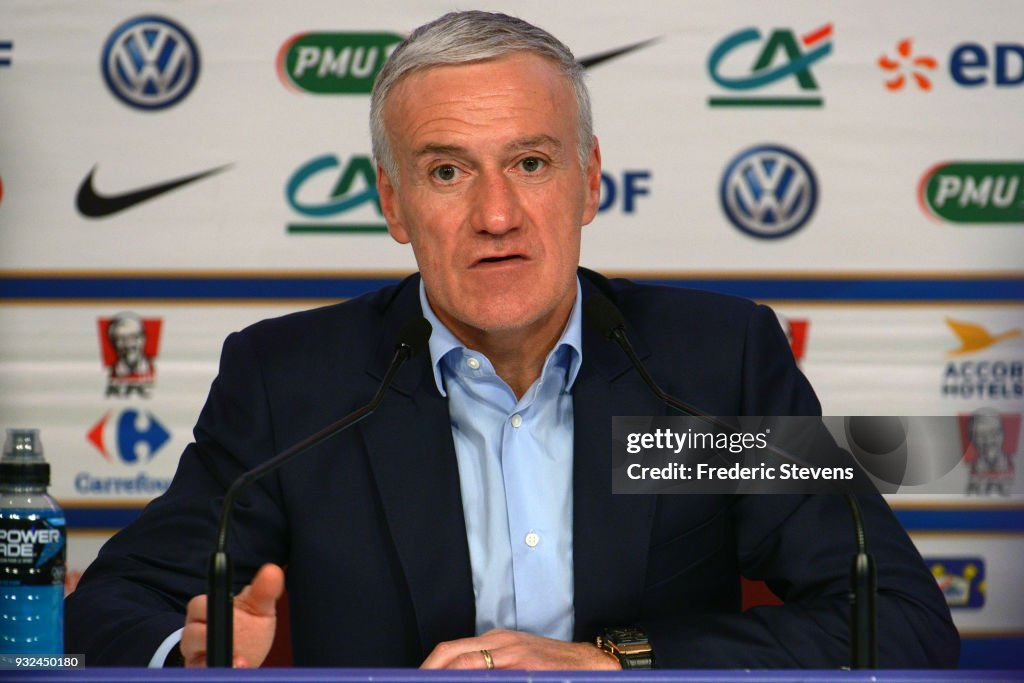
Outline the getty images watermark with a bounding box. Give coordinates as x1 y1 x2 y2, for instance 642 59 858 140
612 415 1022 496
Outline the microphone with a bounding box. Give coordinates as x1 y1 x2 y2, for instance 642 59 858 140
583 294 877 669
583 296 704 417
207 317 432 667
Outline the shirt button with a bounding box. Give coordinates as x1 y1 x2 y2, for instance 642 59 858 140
525 532 540 548
466 357 480 370
510 414 523 428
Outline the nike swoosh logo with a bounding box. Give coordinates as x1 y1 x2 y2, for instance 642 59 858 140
578 38 660 69
76 164 232 218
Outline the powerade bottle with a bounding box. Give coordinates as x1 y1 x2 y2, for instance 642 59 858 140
0 429 65 655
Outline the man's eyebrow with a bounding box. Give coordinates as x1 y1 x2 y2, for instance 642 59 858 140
504 135 562 153
414 143 467 159
412 136 564 160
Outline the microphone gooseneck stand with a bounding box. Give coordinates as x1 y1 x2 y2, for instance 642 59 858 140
207 318 432 667
583 295 877 669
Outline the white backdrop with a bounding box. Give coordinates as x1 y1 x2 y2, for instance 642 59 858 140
1 0 1021 666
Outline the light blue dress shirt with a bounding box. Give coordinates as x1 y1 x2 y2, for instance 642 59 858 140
419 279 583 642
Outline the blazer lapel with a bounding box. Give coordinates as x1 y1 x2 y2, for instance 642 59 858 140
572 276 663 639
360 276 476 657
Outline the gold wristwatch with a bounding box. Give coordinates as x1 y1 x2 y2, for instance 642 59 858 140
596 626 654 669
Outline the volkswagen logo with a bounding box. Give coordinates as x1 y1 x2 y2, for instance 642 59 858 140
720 145 818 239
101 16 200 110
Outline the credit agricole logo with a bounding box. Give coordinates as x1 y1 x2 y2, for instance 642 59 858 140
919 162 1024 224
277 32 403 94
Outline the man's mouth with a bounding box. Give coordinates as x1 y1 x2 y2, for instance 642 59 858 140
476 254 524 265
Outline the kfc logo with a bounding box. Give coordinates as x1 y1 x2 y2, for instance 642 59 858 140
97 313 162 397
959 410 1020 496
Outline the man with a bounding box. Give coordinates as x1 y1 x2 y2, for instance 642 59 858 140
65 11 958 669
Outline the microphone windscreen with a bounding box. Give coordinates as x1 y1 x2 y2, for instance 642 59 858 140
396 317 433 357
583 295 625 339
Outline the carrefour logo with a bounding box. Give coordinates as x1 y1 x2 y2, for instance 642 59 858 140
277 32 403 94
708 24 832 107
919 162 1024 224
87 409 170 464
80 409 173 496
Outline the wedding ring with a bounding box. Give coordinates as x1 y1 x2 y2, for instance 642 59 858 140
480 649 495 670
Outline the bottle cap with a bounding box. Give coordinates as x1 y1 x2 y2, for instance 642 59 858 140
0 428 50 485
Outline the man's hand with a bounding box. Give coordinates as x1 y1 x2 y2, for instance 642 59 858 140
181 563 285 668
421 629 621 670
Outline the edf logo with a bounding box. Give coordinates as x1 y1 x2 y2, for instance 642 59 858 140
599 171 651 214
87 409 170 464
880 38 1024 90
950 43 1024 86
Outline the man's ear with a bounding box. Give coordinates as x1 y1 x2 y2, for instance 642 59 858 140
377 163 410 244
581 136 602 226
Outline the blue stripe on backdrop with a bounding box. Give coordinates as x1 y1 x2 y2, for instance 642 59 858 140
958 638 1024 670
64 505 1023 532
2 275 1023 301
64 507 141 529
894 508 1024 533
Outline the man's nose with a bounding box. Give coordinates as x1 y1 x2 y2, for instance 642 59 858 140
469 172 522 235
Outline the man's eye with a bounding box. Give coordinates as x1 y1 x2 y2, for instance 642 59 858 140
432 165 458 182
519 157 545 173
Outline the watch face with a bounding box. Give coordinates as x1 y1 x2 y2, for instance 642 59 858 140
602 627 653 665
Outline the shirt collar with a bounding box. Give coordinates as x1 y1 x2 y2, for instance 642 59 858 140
419 277 584 397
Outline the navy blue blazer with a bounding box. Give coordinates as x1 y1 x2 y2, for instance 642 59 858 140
65 269 958 667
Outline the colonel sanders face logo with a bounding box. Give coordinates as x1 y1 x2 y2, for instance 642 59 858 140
963 410 1017 497
98 313 161 397
110 314 151 376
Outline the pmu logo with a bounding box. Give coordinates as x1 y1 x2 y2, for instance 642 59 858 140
919 162 1024 224
720 145 818 239
959 411 1020 496
277 32 403 94
927 558 986 609
285 154 385 234
97 313 162 397
707 24 832 107
101 16 200 110
87 409 171 464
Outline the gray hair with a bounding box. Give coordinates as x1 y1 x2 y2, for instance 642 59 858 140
370 11 593 182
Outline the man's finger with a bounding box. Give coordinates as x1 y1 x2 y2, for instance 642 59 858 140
186 594 207 623
182 621 207 668
233 563 285 616
421 636 485 669
421 630 516 669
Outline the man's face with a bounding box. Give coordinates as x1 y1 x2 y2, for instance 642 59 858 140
378 52 601 341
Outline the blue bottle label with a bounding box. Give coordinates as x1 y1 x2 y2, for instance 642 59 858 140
1 510 65 654
0 514 66 586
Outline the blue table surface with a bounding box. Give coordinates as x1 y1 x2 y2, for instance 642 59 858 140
4 670 1022 682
